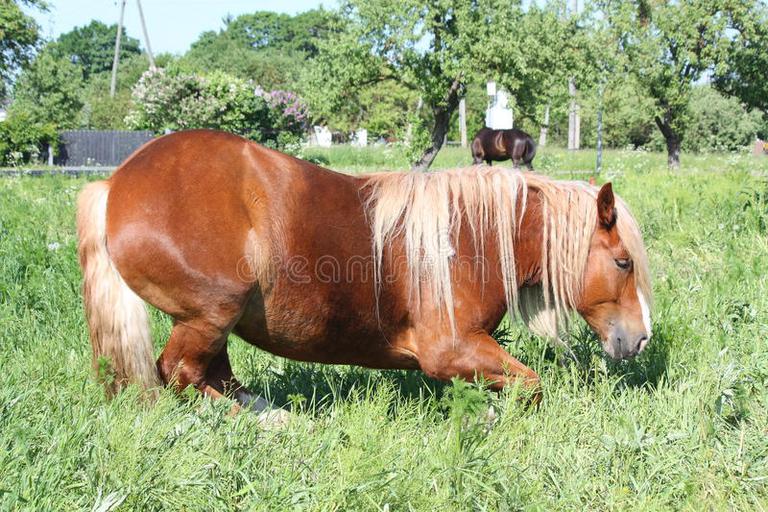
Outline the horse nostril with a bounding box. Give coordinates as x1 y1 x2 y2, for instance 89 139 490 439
635 335 648 353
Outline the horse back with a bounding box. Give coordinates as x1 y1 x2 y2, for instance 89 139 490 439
105 130 365 316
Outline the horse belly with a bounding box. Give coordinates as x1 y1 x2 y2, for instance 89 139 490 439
234 281 419 370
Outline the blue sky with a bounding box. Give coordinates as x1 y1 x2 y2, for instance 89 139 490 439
27 0 336 55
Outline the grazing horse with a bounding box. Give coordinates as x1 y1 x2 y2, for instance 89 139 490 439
472 127 537 169
77 129 652 408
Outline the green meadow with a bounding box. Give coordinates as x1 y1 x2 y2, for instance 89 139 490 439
1 147 767 510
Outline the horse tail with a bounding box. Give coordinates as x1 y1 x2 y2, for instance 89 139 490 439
524 136 537 165
76 180 160 397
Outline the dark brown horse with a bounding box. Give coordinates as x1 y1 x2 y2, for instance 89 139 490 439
471 127 537 169
77 130 651 410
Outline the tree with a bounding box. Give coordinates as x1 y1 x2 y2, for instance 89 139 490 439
308 0 540 171
0 0 46 98
497 3 599 132
81 52 173 130
180 9 338 91
713 4 768 113
9 50 84 129
601 0 763 168
50 20 142 80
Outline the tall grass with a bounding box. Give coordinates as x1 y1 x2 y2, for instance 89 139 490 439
302 143 768 175
1 150 767 510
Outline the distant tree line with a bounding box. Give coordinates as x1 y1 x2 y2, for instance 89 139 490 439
1 0 767 168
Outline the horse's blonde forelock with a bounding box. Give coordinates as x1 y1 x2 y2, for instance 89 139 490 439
365 166 652 341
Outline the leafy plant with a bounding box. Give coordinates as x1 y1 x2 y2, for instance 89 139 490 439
0 111 57 165
126 68 309 148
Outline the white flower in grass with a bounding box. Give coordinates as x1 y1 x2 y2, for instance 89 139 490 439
47 242 60 251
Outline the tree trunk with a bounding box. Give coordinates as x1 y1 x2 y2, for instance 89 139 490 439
411 78 462 172
654 115 681 169
538 104 550 147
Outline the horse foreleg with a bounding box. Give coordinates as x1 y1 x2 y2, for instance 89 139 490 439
205 344 249 399
204 342 288 422
418 332 541 402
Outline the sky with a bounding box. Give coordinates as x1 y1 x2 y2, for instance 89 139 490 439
27 0 335 55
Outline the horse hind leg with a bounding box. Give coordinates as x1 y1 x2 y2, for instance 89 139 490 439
157 321 235 400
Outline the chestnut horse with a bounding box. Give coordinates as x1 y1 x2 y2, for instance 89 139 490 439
471 127 537 169
77 130 651 408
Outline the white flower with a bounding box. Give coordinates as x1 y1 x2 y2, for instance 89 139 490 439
47 242 61 251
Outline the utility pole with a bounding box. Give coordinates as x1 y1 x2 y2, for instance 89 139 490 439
459 98 467 148
135 0 155 69
567 0 580 150
110 0 127 98
596 82 604 175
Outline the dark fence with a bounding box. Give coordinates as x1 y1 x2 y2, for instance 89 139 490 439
55 130 154 167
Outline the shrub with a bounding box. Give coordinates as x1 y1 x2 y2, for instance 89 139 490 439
126 68 309 149
0 112 58 166
646 86 763 153
8 51 84 130
681 86 763 152
258 89 309 133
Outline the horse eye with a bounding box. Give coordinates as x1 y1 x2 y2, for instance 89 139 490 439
615 258 632 270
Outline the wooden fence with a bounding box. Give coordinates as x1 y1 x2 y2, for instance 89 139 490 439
54 130 154 167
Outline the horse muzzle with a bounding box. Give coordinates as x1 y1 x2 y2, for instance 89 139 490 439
603 327 650 360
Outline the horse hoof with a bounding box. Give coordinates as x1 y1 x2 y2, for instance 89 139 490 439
257 407 292 428
235 390 292 427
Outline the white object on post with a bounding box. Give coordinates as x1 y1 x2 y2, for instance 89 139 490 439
352 129 368 147
485 82 513 130
314 126 332 148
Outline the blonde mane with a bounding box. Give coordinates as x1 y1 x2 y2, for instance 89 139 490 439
364 165 651 341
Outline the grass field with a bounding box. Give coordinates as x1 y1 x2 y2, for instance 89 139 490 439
1 147 767 510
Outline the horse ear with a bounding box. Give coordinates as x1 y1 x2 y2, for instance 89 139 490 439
596 182 616 229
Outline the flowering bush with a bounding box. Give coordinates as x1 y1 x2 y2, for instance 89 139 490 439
258 88 309 134
126 68 309 148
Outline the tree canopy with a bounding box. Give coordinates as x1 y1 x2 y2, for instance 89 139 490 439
713 5 768 113
600 0 768 167
1 0 767 168
9 49 84 129
180 9 338 91
50 20 142 80
0 0 46 98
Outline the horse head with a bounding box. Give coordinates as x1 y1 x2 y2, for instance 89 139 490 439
577 183 652 360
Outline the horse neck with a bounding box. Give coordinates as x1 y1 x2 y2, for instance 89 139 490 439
513 186 546 286
451 184 546 329
457 184 546 285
